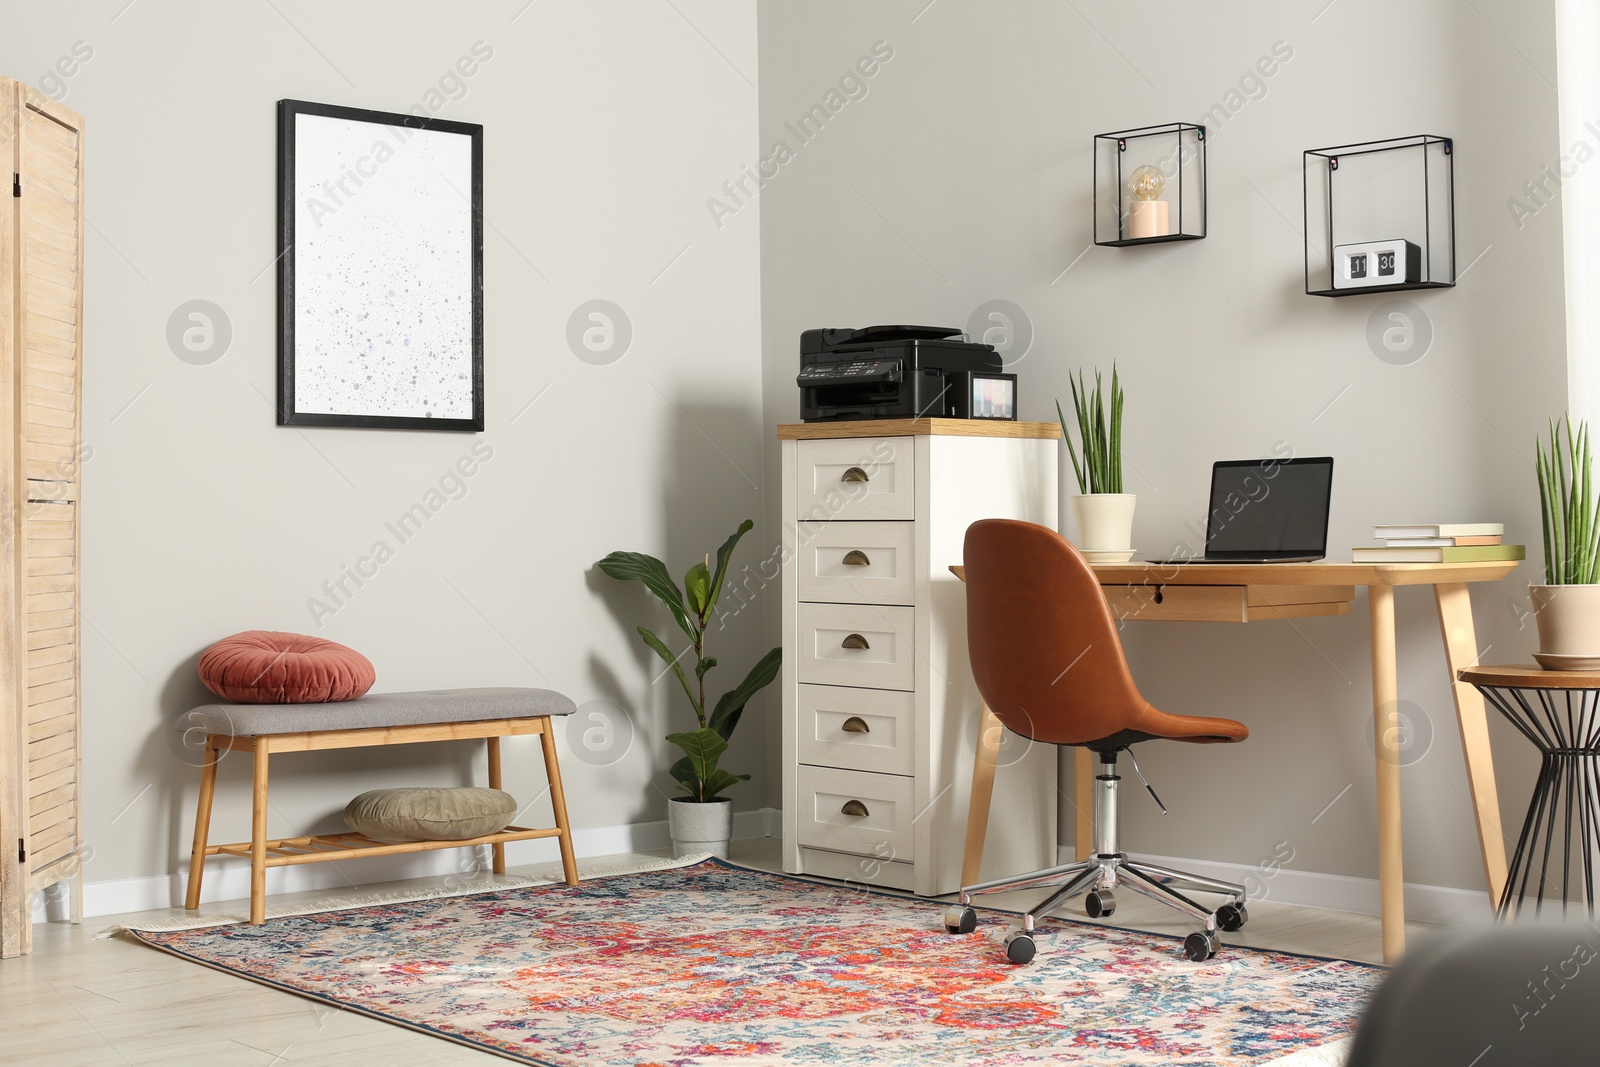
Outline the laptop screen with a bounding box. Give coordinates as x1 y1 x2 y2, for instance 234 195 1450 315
1205 457 1334 558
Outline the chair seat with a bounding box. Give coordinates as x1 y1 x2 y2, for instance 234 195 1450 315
1130 702 1249 745
185 687 576 737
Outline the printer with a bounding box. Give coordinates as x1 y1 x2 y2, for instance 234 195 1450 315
797 325 1017 422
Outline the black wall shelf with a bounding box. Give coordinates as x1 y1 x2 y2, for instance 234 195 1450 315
1303 134 1455 297
1094 123 1207 247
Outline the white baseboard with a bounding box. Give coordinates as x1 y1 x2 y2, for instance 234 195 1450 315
34 808 778 923
44 813 1491 928
1057 847 1492 926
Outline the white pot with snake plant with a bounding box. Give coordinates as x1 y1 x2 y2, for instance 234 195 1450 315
1532 418 1600 669
1057 365 1135 562
596 519 783 857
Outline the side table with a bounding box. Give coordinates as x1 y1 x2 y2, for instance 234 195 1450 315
1458 664 1600 918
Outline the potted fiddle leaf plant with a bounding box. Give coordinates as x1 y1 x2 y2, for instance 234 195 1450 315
1056 365 1134 560
597 519 782 857
1532 417 1600 668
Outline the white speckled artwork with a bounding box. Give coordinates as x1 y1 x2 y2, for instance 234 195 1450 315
291 111 476 422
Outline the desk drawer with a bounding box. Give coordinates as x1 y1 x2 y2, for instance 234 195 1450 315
797 437 915 521
797 684 914 776
797 603 916 691
796 764 915 861
1103 585 1249 622
1102 584 1355 623
797 521 916 605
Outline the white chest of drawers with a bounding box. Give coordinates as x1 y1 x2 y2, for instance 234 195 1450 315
778 419 1059 896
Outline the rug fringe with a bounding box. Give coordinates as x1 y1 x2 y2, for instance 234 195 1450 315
1263 1036 1352 1066
99 851 717 938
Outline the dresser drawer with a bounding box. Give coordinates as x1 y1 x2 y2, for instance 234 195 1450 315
797 521 916 605
797 437 915 520
796 684 914 776
797 603 915 691
796 764 915 861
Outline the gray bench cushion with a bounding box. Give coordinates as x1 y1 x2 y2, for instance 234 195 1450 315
186 687 575 737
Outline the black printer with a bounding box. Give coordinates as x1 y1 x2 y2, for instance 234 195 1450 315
797 325 1016 422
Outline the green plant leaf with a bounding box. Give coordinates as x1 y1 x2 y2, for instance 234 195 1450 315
596 551 698 644
666 727 729 801
684 561 711 617
709 645 782 740
668 754 700 794
696 769 750 802
638 626 700 720
1057 398 1086 495
706 519 755 618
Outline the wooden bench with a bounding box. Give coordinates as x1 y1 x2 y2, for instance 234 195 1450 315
183 687 579 923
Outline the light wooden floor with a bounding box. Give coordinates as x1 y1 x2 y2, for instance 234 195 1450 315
0 838 1434 1064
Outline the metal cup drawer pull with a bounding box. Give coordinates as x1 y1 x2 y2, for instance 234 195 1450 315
841 466 870 483
840 716 870 734
841 550 871 566
841 633 870 650
840 799 870 817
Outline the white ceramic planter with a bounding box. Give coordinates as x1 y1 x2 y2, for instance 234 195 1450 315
1530 584 1600 669
1069 494 1137 553
668 796 733 859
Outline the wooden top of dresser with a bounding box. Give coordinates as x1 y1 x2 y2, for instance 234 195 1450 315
776 419 1059 440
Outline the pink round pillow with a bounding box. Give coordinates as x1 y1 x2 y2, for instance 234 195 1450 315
198 630 375 704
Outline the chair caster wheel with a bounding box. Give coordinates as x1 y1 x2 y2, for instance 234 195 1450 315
944 904 977 934
1004 929 1037 965
1085 889 1115 919
1183 931 1220 962
1215 902 1248 932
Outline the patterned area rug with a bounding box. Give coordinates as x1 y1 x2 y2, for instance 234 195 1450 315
122 857 1380 1065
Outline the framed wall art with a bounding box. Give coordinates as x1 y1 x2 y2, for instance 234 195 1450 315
277 99 484 431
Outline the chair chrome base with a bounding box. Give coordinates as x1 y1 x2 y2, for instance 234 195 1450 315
945 749 1247 962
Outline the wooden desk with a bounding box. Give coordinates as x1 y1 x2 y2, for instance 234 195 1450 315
956 559 1519 962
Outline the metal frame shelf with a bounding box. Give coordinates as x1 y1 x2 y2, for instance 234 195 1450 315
1303 134 1456 298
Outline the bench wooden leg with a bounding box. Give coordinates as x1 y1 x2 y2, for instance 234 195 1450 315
538 718 579 886
487 736 506 875
185 737 220 910
250 741 270 924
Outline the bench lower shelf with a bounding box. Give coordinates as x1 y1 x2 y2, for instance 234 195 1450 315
206 824 565 868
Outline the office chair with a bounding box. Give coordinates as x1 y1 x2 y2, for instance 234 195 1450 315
944 519 1251 964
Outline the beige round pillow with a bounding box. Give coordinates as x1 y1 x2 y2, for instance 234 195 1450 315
343 787 517 843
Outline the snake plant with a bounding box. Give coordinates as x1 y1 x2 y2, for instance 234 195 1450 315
1537 417 1600 584
1057 365 1124 494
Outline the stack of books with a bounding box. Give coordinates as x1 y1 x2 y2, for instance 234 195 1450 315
1352 523 1526 563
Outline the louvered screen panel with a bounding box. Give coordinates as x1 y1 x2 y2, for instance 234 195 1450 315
18 99 82 881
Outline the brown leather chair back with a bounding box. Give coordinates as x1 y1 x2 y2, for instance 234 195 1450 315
964 518 1149 746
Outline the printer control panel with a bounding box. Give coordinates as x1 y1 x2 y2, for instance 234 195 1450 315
797 358 902 384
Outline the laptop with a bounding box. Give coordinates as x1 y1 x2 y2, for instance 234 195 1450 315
1146 457 1334 564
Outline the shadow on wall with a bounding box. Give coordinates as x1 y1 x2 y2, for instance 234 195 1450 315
583 399 767 822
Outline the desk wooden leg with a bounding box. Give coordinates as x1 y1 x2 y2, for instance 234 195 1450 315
1435 583 1510 905
487 736 506 876
1074 749 1094 862
961 703 1002 887
250 741 270 925
1369 585 1405 962
184 737 219 910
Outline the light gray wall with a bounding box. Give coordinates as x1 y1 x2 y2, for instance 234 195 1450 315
3 0 766 889
757 0 1567 894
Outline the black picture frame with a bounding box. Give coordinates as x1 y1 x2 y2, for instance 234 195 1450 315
277 99 484 431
